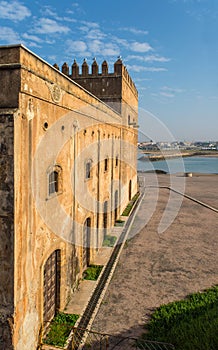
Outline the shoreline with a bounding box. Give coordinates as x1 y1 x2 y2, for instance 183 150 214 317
138 150 218 162
137 170 218 176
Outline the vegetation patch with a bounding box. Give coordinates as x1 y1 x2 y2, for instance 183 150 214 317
43 312 79 347
122 192 140 216
115 219 125 226
141 285 218 350
83 264 103 280
103 234 117 246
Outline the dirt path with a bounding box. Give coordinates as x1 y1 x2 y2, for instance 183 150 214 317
92 175 218 339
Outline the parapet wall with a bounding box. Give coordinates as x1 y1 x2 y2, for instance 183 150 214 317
54 58 138 99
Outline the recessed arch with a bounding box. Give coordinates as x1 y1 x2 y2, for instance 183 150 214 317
129 180 132 201
47 164 62 196
103 201 108 238
43 249 61 324
114 190 119 221
83 217 91 268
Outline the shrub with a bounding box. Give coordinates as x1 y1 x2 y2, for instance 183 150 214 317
103 235 117 246
83 264 103 281
44 312 79 347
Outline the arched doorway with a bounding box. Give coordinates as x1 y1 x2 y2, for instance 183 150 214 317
129 180 132 201
83 217 91 268
43 250 61 324
103 201 108 239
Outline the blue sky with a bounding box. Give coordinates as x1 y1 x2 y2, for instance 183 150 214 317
0 0 218 141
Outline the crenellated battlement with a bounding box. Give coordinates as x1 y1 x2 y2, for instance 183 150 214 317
53 58 138 98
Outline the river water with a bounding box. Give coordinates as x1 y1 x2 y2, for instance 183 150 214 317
137 155 218 174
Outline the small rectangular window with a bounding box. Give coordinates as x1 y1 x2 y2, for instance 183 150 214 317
86 161 91 179
115 155 118 167
104 158 108 172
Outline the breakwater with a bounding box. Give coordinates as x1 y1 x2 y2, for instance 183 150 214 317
138 151 218 162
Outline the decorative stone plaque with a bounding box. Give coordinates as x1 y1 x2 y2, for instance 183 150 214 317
47 83 62 103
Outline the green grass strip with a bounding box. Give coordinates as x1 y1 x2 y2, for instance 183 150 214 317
141 286 218 350
44 312 79 347
122 192 140 216
103 235 117 247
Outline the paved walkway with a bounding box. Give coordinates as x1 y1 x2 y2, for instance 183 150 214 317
65 175 150 317
65 225 126 315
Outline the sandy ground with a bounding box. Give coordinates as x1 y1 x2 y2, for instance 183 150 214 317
92 174 218 340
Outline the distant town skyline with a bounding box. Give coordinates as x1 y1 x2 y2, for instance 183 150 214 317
1 0 218 140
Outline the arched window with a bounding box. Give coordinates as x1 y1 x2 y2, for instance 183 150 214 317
49 171 59 194
48 165 62 196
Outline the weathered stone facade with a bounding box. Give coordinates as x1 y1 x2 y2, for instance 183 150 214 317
0 113 14 350
0 44 138 350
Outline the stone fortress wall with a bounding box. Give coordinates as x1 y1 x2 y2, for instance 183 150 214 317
0 44 138 350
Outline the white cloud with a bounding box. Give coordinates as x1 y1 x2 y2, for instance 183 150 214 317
120 27 148 35
101 43 119 56
34 18 70 34
80 21 100 29
66 37 119 58
40 6 77 23
0 26 20 43
28 42 41 48
22 33 43 43
130 41 153 53
0 0 31 21
42 6 57 18
78 22 105 41
86 29 106 40
112 37 129 47
127 54 171 63
88 39 102 53
155 86 185 99
160 91 175 98
67 40 88 53
63 17 77 23
48 55 57 62
127 64 167 72
161 86 184 93
134 78 151 82
137 87 148 91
